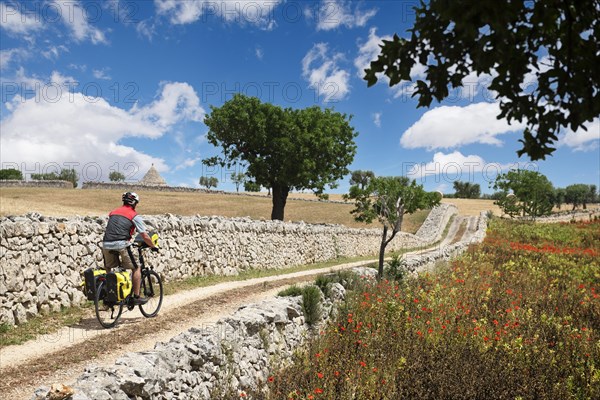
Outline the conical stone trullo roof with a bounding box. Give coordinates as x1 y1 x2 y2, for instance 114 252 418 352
139 164 167 186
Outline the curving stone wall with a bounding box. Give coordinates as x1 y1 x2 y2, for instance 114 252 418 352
0 205 457 326
31 287 348 400
404 212 488 273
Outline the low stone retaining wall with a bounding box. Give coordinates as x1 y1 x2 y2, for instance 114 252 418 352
523 207 600 223
0 180 73 189
0 205 457 326
32 288 345 400
404 212 488 273
81 182 216 193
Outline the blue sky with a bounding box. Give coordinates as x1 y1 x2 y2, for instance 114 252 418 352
1 0 599 194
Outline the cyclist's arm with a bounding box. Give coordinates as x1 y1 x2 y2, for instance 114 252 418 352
133 216 158 248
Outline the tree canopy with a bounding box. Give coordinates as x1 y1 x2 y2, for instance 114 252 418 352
0 168 23 180
564 183 597 210
109 171 126 182
345 174 439 278
453 181 481 199
203 94 358 220
199 176 219 189
31 169 78 188
364 0 600 160
493 169 555 219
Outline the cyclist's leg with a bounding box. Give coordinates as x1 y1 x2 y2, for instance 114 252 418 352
118 247 141 297
102 247 119 273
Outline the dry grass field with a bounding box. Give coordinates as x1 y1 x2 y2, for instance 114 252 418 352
441 198 501 216
0 188 435 233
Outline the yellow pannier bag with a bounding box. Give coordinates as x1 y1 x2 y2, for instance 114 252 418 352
82 268 106 301
105 270 133 302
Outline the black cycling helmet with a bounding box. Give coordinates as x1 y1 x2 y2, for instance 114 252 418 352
122 192 140 207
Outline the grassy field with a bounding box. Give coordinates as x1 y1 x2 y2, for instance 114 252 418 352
441 198 501 216
258 219 600 399
0 188 434 233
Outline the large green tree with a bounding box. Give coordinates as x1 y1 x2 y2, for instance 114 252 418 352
565 183 596 209
109 171 126 182
345 174 439 279
199 176 219 189
364 0 599 160
453 181 481 199
203 94 358 220
493 169 554 219
0 168 23 180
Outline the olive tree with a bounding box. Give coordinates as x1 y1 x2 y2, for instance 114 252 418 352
364 0 599 160
493 169 554 219
199 176 218 189
203 94 357 220
345 174 440 279
109 171 126 182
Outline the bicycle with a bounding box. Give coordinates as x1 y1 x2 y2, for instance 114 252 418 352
92 235 163 328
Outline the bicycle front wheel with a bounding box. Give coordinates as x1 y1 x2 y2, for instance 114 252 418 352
139 270 163 318
95 281 123 328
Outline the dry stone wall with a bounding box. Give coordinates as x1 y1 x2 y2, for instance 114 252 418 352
0 204 457 326
31 286 348 400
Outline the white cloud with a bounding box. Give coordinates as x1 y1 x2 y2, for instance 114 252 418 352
0 2 44 35
355 28 427 98
302 43 350 102
372 112 381 128
400 102 527 149
316 0 377 31
1 79 205 182
42 45 68 60
560 118 600 151
50 70 76 86
155 0 281 29
354 28 391 78
136 19 156 40
51 0 107 44
175 157 201 170
0 48 30 70
406 151 489 180
93 68 111 80
255 46 264 60
132 82 205 128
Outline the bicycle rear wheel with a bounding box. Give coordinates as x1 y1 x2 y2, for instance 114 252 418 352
139 270 163 318
95 281 124 328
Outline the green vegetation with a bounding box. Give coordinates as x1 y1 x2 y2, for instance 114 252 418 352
452 181 481 199
203 94 358 220
301 285 322 326
199 176 219 189
31 168 78 188
565 184 598 210
0 168 23 180
108 171 126 182
345 174 440 278
364 0 599 160
277 285 304 297
230 172 246 192
261 219 600 399
493 169 555 219
0 304 92 347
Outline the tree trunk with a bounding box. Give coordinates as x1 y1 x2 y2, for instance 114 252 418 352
271 183 289 220
378 225 388 280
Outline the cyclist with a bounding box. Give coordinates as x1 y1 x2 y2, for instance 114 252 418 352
102 192 158 305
